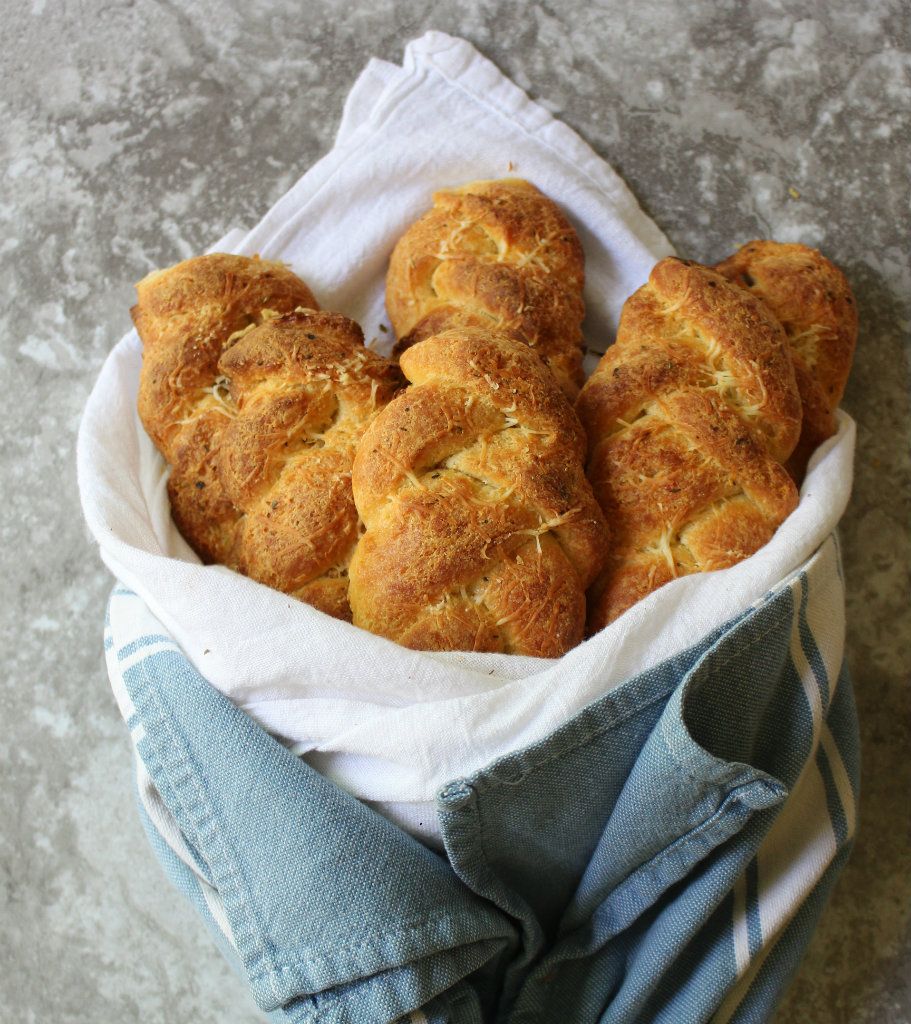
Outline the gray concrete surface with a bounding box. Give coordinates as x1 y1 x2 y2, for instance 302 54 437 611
1 1 908 1021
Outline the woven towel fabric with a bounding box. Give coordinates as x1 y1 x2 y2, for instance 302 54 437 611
105 534 857 1023
76 32 856 848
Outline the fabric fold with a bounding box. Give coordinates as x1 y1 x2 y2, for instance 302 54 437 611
104 535 857 1022
120 618 516 1018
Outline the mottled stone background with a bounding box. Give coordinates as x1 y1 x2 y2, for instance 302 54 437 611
1 1 908 1021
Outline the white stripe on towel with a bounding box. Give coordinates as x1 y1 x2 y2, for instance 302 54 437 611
714 564 850 1023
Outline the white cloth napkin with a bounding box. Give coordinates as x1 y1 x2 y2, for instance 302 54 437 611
78 32 855 846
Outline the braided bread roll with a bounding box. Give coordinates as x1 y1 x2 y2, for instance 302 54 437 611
216 311 402 619
577 257 803 631
348 329 608 656
385 178 586 398
715 241 857 481
134 254 318 563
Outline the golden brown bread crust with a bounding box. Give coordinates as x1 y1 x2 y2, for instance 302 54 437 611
714 241 858 481
133 254 319 564
216 311 402 619
385 178 586 398
349 329 609 655
577 257 802 631
133 254 403 620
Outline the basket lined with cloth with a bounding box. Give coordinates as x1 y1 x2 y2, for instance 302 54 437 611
78 32 858 1024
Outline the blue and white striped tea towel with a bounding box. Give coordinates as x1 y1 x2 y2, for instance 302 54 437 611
79 32 858 1023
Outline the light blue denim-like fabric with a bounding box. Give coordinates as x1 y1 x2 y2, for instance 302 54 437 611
109 535 858 1024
